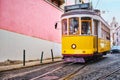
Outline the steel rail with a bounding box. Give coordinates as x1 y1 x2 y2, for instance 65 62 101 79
30 63 74 80
4 61 63 80
96 66 120 80
59 64 87 80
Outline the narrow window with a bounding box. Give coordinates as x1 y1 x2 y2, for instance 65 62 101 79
62 19 67 35
94 20 98 35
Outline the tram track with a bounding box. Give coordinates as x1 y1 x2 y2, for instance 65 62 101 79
2 54 120 80
30 60 95 80
96 66 120 80
3 62 77 80
34 63 88 80
3 61 64 80
2 60 88 80
30 62 74 80
60 64 87 80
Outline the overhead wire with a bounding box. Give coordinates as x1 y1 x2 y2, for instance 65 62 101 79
95 0 100 8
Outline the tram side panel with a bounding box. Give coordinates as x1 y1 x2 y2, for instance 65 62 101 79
62 36 110 57
62 36 97 56
98 38 110 54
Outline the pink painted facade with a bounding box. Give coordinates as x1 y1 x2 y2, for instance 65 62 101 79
0 0 62 43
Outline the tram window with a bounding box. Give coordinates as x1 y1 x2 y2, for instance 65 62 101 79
62 19 67 35
81 22 91 35
94 20 98 35
69 17 79 35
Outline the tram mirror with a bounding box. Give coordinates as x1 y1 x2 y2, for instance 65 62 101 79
55 22 58 29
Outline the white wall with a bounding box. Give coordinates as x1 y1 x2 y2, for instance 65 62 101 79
0 30 62 62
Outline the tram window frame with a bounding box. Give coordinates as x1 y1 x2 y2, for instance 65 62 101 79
81 17 91 20
69 17 79 35
81 20 92 35
62 19 67 35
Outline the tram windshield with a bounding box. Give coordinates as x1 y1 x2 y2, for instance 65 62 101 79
81 17 91 35
69 17 79 35
81 21 91 35
62 17 92 35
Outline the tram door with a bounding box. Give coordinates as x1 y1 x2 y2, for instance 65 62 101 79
81 20 92 35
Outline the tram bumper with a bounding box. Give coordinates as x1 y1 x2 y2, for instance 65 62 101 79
63 57 85 63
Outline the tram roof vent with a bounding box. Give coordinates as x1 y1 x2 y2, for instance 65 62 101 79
94 9 101 16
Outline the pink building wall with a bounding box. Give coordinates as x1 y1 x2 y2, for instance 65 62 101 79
0 0 62 43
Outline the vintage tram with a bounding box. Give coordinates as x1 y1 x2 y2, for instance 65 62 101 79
61 3 110 62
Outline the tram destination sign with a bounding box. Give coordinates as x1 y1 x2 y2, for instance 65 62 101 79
64 3 91 12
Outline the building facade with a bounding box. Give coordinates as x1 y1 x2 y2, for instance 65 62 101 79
110 17 120 46
113 26 120 46
0 0 65 61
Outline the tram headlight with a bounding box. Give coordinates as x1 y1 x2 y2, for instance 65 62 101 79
71 44 76 49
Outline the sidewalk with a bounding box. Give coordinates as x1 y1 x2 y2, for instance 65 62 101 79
0 58 62 72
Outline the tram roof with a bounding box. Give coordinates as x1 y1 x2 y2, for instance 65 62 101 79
61 9 111 29
62 9 97 17
62 3 111 28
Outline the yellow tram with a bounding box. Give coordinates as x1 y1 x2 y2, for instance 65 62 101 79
61 3 110 62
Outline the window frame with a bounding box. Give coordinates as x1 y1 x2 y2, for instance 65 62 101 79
81 20 92 35
62 19 68 36
68 17 80 35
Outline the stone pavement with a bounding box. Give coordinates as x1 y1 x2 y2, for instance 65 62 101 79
0 58 62 72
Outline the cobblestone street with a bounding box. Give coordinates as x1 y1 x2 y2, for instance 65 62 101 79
0 53 120 80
